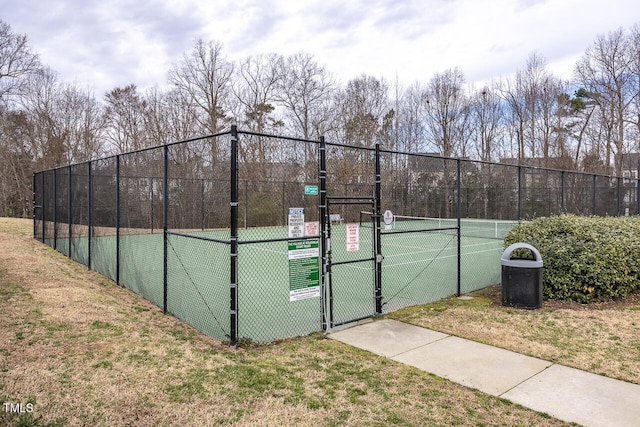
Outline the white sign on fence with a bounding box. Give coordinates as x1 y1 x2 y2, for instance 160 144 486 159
304 221 319 237
288 208 304 238
346 223 360 252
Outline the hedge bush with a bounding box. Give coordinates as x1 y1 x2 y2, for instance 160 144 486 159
504 214 640 303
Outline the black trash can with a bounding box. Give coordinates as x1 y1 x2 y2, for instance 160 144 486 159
501 243 543 309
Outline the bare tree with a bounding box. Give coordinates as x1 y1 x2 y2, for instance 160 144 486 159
574 28 635 175
0 108 33 216
104 84 149 153
20 67 67 168
337 74 390 147
0 20 40 103
469 85 504 162
395 82 427 153
275 52 337 139
423 68 467 158
628 23 640 157
232 53 284 134
168 39 233 134
144 85 202 144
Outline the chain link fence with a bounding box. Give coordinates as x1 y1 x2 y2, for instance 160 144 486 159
33 128 640 345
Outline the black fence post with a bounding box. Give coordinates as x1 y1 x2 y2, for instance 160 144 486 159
456 158 461 297
68 166 72 256
592 174 597 215
201 178 205 231
41 172 45 243
230 125 239 348
617 177 621 216
53 168 57 250
163 146 169 314
637 178 640 215
282 181 286 227
244 180 248 229
116 155 121 285
88 161 92 269
32 172 36 239
560 171 565 213
517 165 522 220
150 177 154 234
374 141 382 314
319 135 328 331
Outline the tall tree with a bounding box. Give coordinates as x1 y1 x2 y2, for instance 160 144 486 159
0 20 40 103
423 67 467 158
469 85 504 162
104 84 149 153
338 74 390 147
168 39 233 134
574 28 635 175
276 52 337 139
233 53 284 134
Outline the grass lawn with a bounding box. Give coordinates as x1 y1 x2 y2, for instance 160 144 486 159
0 217 596 426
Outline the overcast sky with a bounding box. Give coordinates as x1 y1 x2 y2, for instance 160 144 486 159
2 0 639 98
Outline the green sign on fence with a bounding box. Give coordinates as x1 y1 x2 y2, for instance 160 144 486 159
288 240 320 302
304 185 318 195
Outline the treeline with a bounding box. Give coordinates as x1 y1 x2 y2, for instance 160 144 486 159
1 20 640 217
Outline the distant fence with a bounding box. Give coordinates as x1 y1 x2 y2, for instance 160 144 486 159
33 127 640 345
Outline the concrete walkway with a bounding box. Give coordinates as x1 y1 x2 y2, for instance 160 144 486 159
329 319 640 427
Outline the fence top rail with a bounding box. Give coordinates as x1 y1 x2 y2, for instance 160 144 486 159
34 131 231 174
237 129 321 145
378 147 637 181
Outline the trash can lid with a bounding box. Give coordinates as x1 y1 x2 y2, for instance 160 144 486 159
501 242 543 268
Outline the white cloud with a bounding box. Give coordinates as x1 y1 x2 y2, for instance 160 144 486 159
1 0 639 97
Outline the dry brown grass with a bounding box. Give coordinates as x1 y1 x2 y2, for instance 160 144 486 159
1 218 574 426
389 285 640 384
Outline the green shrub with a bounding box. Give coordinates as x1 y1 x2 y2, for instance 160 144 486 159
504 214 640 303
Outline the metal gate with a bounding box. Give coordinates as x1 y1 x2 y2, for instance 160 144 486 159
319 139 383 329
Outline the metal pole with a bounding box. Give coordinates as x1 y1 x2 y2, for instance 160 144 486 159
282 181 286 227
116 155 121 286
617 177 621 216
32 172 36 240
151 177 154 234
592 174 597 215
560 171 565 213
319 136 328 331
230 125 239 348
68 166 72 257
244 180 248 229
88 162 92 269
53 168 57 250
201 178 205 230
374 141 382 314
637 178 640 215
163 146 169 314
41 172 45 243
517 165 522 220
456 159 461 297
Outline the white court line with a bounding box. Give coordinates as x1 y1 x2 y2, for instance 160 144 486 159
335 246 502 270
383 247 502 269
382 240 500 260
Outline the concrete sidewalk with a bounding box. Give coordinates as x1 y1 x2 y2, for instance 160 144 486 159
329 319 640 427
